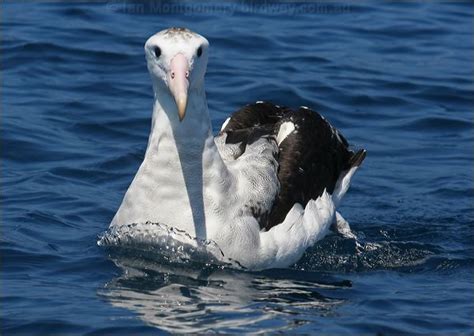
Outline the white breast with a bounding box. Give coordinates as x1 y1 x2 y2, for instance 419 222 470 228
110 130 197 235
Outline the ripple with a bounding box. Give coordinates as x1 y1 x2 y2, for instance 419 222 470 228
3 1 473 334
2 246 62 271
3 320 89 336
296 236 436 272
397 116 472 132
2 41 137 70
97 253 352 333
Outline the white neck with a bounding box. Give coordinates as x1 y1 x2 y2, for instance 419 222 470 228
111 85 230 240
147 85 211 155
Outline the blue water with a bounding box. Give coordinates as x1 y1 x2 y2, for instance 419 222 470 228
2 1 473 334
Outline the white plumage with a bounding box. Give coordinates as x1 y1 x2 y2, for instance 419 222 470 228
106 28 363 270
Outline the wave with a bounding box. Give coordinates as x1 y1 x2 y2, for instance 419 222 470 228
396 116 472 132
98 222 246 270
98 221 462 274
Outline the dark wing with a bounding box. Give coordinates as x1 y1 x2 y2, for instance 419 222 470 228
221 102 366 231
222 102 291 156
267 107 366 231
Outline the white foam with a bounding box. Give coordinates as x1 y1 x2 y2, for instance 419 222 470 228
98 222 243 268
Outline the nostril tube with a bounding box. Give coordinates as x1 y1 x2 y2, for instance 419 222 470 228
185 71 189 78
171 72 175 79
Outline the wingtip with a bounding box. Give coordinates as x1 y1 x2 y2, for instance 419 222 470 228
349 149 367 168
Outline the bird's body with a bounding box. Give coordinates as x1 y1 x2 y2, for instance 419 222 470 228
108 28 365 270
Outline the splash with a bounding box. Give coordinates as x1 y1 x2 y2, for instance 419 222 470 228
295 234 436 272
98 222 246 269
98 222 436 273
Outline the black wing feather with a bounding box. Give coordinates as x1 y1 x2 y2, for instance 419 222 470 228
222 102 365 231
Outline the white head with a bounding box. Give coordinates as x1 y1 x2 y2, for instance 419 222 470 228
144 28 209 121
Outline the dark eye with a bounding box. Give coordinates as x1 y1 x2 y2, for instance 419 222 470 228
154 46 161 58
197 46 202 57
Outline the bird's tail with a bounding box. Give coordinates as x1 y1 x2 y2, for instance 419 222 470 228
332 149 366 207
349 149 367 168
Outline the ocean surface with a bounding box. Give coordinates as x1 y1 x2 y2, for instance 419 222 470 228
2 1 473 334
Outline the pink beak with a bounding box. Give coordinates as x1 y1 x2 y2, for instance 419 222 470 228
168 53 189 121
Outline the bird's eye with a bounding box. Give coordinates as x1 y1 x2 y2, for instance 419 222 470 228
197 46 202 57
154 46 161 58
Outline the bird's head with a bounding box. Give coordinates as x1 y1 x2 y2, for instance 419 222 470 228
145 28 209 122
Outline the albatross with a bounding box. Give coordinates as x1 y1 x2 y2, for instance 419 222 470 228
108 28 366 270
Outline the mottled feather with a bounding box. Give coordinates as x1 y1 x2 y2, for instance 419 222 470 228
222 101 366 231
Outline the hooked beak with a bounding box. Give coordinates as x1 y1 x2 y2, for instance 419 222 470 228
168 53 189 121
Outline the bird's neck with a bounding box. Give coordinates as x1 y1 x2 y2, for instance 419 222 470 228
134 87 224 240
147 87 212 156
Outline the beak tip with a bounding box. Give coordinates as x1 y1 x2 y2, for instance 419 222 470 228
177 102 187 122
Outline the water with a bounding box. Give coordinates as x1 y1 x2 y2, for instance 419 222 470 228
2 1 473 334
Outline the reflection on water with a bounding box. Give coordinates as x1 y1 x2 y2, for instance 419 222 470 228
97 223 439 332
100 254 351 333
3 1 472 332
